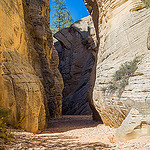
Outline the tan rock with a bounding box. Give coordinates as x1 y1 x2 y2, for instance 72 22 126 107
84 0 150 137
148 28 150 49
26 0 63 118
0 51 46 133
0 0 63 132
50 47 64 117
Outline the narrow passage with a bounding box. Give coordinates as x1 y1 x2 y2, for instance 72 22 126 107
46 115 99 133
1 116 150 149
1 115 111 150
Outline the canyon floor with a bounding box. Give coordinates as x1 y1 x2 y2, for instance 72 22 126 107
1 115 150 150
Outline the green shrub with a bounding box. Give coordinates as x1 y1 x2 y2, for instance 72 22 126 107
0 108 11 118
102 57 140 97
142 0 150 8
0 108 11 140
113 58 139 81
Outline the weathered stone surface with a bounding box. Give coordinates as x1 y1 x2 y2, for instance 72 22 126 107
25 0 63 118
0 0 63 132
0 50 46 133
84 0 150 137
54 16 101 120
148 28 150 50
50 47 64 117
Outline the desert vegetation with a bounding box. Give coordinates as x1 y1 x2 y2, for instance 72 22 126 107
102 57 140 97
142 0 150 8
0 108 12 140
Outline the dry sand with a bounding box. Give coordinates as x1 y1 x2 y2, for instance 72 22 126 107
1 115 150 149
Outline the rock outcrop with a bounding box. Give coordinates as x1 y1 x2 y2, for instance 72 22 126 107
84 0 150 138
49 47 64 117
148 28 150 50
54 16 102 120
0 0 63 132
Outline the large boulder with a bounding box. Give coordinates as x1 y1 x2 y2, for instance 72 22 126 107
84 0 150 138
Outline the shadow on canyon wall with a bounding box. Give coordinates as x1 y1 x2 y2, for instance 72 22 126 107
54 16 102 123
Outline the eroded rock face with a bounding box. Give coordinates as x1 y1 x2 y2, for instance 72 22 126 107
84 0 150 138
0 0 63 132
0 51 46 132
148 28 150 50
54 16 101 119
25 0 63 118
50 47 64 117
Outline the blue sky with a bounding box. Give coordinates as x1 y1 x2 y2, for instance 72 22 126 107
49 0 89 24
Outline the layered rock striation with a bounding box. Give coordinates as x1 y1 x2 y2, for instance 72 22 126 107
25 0 63 118
0 0 63 132
84 0 150 138
54 16 101 120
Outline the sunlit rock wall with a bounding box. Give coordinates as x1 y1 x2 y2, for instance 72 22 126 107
26 0 63 118
84 0 150 138
0 0 63 132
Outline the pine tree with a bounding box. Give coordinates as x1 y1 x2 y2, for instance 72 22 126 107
51 0 74 33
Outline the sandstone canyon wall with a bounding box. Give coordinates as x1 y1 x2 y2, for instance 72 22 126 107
0 0 63 132
54 16 98 116
84 0 150 138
